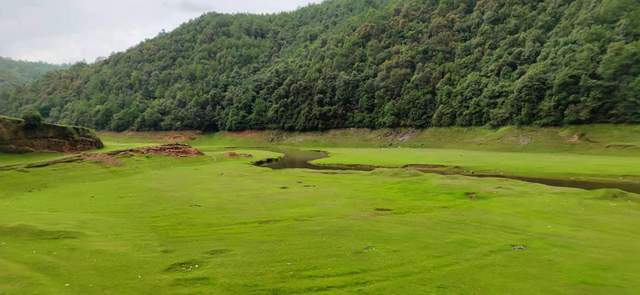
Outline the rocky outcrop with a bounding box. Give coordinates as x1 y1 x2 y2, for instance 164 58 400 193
0 116 103 153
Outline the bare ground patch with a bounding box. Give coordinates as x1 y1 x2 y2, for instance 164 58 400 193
224 152 253 158
108 144 204 158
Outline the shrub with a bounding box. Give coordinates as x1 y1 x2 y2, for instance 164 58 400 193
22 109 43 129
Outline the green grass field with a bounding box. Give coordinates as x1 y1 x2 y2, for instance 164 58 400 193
314 148 640 181
0 152 63 166
1 126 639 294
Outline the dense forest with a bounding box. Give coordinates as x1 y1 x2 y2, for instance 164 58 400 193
0 0 638 131
0 57 66 86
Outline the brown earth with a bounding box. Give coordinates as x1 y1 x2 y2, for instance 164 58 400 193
107 144 204 157
7 137 103 153
1 116 103 153
225 152 253 158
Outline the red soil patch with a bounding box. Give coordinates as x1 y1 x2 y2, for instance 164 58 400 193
109 144 204 157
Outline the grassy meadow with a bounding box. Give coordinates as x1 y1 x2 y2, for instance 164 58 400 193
1 126 639 294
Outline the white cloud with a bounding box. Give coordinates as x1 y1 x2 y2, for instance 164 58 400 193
0 0 322 64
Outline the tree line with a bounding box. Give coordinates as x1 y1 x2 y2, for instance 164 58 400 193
0 57 65 86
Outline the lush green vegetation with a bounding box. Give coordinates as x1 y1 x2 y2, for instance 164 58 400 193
20 109 44 129
0 151 62 166
193 124 640 182
1 128 640 294
0 57 66 86
1 0 639 131
191 124 640 155
316 148 640 180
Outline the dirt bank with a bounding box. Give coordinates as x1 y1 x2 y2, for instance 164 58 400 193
107 144 204 157
0 116 103 153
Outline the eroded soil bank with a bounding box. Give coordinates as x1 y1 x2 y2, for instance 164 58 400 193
255 147 640 194
0 116 103 153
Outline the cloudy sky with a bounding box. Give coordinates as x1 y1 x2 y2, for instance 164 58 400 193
0 0 322 64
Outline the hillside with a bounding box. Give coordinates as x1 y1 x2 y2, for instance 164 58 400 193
0 116 103 153
0 0 638 131
0 57 66 86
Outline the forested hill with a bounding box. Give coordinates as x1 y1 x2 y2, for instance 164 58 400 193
0 57 66 86
1 0 638 131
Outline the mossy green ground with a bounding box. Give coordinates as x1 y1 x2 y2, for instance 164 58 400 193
0 152 62 166
1 126 640 294
314 148 640 181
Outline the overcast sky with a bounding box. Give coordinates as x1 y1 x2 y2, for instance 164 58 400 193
0 0 322 64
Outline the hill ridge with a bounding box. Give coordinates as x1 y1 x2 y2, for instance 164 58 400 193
0 0 638 131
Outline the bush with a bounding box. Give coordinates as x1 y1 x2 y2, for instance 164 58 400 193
22 109 43 129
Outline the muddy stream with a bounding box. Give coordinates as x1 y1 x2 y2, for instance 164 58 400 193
253 147 640 194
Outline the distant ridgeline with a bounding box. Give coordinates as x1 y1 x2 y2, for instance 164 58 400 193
0 0 638 131
0 57 66 86
0 116 103 153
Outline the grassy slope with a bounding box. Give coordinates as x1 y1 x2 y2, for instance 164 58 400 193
0 126 154 168
1 125 640 294
192 125 640 182
192 125 640 154
0 152 63 166
1 149 639 294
